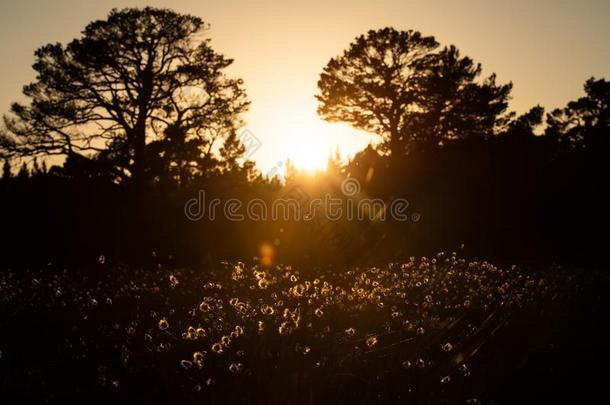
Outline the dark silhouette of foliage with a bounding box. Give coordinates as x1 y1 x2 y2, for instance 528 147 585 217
16 162 29 180
1 159 10 180
503 105 545 141
0 7 249 186
546 77 610 149
316 28 511 156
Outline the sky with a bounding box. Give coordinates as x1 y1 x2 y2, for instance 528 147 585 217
0 0 609 174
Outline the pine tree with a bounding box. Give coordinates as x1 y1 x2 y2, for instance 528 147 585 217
1 7 249 186
2 159 11 180
17 162 29 180
32 158 41 176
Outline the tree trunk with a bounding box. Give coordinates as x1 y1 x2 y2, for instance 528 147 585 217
130 123 147 188
389 129 402 171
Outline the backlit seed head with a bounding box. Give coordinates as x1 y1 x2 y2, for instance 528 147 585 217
229 362 244 373
366 336 378 348
158 318 169 330
193 351 205 362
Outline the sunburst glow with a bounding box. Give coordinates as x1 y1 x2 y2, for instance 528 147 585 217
282 119 336 172
253 102 374 177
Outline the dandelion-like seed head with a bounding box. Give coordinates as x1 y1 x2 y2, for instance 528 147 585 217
193 351 205 363
169 274 179 287
366 336 378 348
229 362 244 373
158 318 169 330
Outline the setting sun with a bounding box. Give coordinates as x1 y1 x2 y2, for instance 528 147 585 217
252 98 375 176
279 118 337 172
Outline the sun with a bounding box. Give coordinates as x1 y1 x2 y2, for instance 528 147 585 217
288 131 332 172
251 97 375 177
275 116 346 173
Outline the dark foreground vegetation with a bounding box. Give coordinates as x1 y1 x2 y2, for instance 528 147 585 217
1 256 609 404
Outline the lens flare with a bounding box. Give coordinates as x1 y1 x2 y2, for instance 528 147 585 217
259 243 276 267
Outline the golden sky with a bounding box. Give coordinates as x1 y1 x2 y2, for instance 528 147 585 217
1 0 609 173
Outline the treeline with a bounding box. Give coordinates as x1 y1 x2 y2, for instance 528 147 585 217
1 75 608 267
0 8 608 267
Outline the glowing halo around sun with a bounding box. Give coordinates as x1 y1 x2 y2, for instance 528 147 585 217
250 91 376 178
279 118 339 172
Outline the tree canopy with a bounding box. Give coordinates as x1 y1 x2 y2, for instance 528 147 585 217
0 7 249 185
546 77 610 149
316 28 512 156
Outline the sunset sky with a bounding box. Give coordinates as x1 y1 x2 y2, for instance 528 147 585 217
0 0 609 174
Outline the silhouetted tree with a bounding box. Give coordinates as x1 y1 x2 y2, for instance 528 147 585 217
17 162 29 180
546 77 610 149
502 105 545 141
317 28 511 156
326 147 343 175
31 158 41 177
1 7 249 186
2 159 11 180
417 46 512 146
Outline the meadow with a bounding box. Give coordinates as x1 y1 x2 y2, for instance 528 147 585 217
2 254 607 404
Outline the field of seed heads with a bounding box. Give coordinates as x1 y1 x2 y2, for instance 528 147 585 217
0 253 601 404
